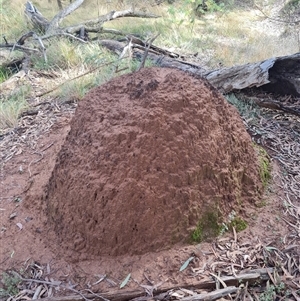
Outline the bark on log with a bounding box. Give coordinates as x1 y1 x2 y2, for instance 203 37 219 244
204 52 300 96
33 268 274 301
99 40 207 76
99 39 300 98
98 40 300 116
180 286 238 301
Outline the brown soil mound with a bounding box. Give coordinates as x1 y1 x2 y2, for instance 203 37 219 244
44 67 263 260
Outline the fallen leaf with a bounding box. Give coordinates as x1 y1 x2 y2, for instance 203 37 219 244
120 273 131 289
16 223 23 230
180 256 194 272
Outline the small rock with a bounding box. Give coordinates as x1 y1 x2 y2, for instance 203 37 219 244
9 212 17 219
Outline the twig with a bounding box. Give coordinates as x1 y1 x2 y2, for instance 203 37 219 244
254 4 300 24
137 33 160 72
11 271 107 301
81 288 110 301
181 286 238 301
60 32 88 43
28 152 43 177
16 31 35 45
33 33 47 62
42 142 54 152
11 271 61 286
0 43 40 52
210 272 227 289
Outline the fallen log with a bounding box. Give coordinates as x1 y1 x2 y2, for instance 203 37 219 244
99 40 207 76
180 287 238 301
99 39 300 116
2 0 299 118
204 52 300 96
33 268 274 301
99 39 300 97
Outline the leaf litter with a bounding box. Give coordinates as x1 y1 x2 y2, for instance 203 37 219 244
0 87 299 301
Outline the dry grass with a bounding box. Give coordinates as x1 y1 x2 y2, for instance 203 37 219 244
0 0 29 39
2 0 298 66
1 0 299 129
0 86 30 130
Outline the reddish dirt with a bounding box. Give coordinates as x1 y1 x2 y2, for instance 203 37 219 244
44 67 263 260
0 67 293 293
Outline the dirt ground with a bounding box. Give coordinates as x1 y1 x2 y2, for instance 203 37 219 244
0 68 299 298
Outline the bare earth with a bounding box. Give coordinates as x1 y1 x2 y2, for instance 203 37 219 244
0 67 299 297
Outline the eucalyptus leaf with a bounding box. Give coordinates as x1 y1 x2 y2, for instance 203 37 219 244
265 246 278 252
120 273 131 288
179 256 194 272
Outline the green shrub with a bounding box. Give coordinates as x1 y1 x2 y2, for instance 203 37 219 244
0 272 21 298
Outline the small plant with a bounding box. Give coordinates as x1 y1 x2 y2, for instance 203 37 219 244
256 146 271 188
225 93 259 119
219 210 235 235
259 282 285 301
191 211 222 243
229 216 247 231
219 210 247 235
0 272 21 298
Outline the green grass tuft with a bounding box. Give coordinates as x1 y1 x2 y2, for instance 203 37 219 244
0 86 30 130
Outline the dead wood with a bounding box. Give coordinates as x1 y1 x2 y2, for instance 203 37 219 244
33 268 274 301
137 33 160 71
0 1 160 77
99 40 300 96
204 52 300 97
24 1 50 33
47 0 85 33
99 40 207 76
99 39 300 116
24 0 160 38
180 286 238 301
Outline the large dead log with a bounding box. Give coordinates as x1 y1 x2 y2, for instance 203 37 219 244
99 40 207 76
204 52 300 96
99 39 300 116
99 39 300 98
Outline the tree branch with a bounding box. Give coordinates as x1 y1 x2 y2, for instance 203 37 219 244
24 1 50 33
63 9 160 35
0 43 39 53
24 1 160 39
47 0 85 33
255 4 300 24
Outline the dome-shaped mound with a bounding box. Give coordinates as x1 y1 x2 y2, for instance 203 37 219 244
45 67 263 259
